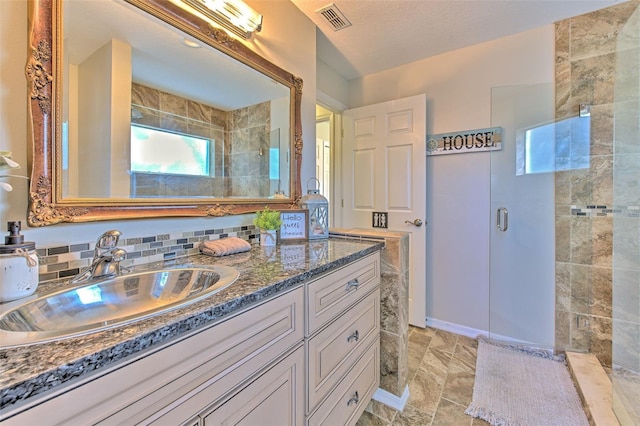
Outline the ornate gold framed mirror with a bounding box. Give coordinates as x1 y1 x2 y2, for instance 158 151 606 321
26 0 303 227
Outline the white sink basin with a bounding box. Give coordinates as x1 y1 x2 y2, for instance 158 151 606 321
0 265 239 348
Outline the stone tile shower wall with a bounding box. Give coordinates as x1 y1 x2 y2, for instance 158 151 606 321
130 83 228 197
130 84 271 198
228 102 271 198
612 4 640 417
554 1 640 367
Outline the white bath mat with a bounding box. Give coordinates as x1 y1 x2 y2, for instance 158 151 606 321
465 337 589 426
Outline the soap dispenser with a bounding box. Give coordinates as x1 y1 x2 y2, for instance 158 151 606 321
0 221 39 302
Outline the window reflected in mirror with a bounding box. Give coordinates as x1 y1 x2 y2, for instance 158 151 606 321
130 125 212 177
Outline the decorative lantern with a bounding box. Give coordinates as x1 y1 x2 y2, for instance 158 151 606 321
300 178 329 239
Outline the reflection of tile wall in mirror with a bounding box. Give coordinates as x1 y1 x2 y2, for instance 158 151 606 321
228 101 271 197
130 83 272 198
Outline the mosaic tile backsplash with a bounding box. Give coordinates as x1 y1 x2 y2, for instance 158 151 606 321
571 205 640 217
36 225 259 284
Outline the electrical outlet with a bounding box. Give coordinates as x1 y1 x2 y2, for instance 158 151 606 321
576 315 590 331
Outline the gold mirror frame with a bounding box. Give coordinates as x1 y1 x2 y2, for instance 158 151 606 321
26 0 303 227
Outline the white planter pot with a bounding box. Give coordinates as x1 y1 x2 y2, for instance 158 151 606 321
260 229 277 246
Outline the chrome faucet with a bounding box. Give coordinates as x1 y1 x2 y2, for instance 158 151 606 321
71 230 129 284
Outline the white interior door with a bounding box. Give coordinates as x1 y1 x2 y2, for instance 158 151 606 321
315 138 324 189
342 94 427 327
315 137 331 201
323 141 330 202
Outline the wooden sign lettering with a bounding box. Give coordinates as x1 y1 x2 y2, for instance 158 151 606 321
426 127 502 156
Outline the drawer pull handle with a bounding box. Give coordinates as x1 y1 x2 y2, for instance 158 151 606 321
347 391 359 406
347 330 359 343
345 278 360 291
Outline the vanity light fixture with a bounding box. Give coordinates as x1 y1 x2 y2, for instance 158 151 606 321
181 0 262 39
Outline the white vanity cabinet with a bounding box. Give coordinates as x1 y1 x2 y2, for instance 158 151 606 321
1 250 382 426
305 252 381 425
3 287 305 426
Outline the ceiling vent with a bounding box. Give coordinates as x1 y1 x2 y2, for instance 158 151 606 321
316 4 352 31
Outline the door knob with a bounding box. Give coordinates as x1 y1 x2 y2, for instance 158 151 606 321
405 219 423 227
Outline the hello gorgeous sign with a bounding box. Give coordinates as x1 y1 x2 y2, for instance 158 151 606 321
426 127 502 156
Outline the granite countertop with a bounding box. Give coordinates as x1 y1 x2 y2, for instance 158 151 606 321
0 237 383 412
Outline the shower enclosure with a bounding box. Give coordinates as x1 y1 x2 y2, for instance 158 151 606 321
488 2 639 423
612 4 640 424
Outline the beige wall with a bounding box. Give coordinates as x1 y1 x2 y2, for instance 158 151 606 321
317 58 349 109
0 1 29 229
0 0 316 246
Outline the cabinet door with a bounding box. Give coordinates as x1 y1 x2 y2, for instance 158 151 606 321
202 346 304 426
307 340 379 426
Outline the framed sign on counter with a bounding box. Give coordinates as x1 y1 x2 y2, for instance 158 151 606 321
279 210 308 242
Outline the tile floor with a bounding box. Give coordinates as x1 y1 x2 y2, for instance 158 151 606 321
357 326 490 426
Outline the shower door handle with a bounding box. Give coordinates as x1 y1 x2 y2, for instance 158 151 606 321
497 207 508 232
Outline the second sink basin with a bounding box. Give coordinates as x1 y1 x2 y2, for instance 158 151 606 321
0 265 239 348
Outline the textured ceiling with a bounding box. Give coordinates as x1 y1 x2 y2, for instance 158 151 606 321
65 0 287 110
290 0 624 80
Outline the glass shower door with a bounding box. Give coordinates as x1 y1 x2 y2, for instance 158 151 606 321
612 5 640 424
489 83 557 347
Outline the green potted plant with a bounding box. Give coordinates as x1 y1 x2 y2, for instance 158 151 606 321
253 207 282 246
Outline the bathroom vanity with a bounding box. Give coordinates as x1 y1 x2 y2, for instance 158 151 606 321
0 238 382 425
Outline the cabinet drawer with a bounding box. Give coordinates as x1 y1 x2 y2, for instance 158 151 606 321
97 287 304 426
306 252 380 336
307 339 380 426
200 346 304 426
306 288 380 412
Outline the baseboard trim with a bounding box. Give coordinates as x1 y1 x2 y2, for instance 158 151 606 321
425 317 541 346
372 385 410 411
426 317 487 339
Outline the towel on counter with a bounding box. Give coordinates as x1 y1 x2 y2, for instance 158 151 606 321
200 237 252 257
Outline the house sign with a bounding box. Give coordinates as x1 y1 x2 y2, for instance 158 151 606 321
426 127 502 156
